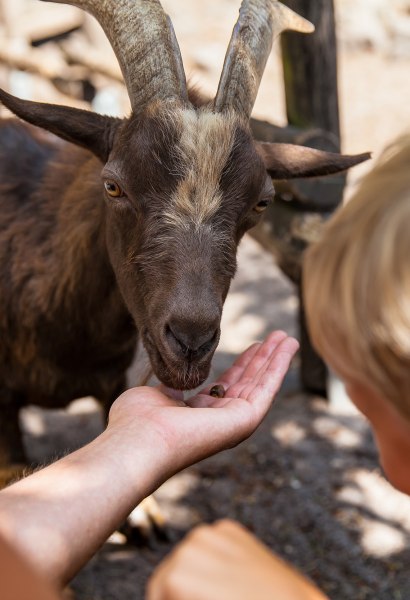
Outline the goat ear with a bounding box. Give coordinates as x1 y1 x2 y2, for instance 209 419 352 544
256 142 371 179
0 88 121 163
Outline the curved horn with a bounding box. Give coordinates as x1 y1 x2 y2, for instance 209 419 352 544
214 0 314 119
41 0 188 111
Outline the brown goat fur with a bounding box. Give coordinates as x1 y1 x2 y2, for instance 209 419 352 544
0 119 133 407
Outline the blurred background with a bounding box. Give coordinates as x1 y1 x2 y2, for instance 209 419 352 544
1 1 410 599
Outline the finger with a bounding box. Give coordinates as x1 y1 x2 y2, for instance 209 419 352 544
187 332 294 408
236 330 288 384
186 342 262 408
189 337 298 409
188 332 289 408
244 336 300 406
225 330 289 399
202 342 262 393
218 341 262 382
196 331 287 398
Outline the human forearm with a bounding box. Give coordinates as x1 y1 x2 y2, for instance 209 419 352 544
0 426 167 586
0 332 298 589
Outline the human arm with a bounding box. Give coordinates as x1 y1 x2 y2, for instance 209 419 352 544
147 519 328 600
0 534 60 600
0 330 298 587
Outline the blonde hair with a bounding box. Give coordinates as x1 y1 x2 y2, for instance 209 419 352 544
303 134 410 419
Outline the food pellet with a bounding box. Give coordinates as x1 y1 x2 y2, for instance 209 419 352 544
209 384 225 398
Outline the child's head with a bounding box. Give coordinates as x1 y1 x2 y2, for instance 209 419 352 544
303 134 410 494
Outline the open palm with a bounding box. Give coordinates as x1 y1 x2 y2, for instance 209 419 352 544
108 330 299 474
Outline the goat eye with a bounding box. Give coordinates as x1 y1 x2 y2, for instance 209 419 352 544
104 180 123 198
254 199 270 213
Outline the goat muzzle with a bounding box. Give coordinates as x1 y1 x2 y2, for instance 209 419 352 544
165 322 219 363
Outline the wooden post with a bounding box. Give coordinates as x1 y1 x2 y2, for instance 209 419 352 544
281 0 343 394
281 0 341 141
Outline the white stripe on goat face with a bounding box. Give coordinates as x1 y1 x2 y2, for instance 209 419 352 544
163 108 238 229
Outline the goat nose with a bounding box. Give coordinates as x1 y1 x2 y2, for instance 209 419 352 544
165 319 219 360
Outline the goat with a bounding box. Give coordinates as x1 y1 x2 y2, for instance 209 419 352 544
0 0 370 468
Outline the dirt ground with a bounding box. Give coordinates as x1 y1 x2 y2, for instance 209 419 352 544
9 0 410 598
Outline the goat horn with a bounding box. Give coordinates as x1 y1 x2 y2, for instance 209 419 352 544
41 0 188 111
214 0 314 119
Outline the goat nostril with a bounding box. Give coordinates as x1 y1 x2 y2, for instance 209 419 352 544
165 323 218 359
197 328 219 355
165 324 189 356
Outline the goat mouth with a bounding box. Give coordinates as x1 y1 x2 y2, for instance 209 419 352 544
142 329 212 390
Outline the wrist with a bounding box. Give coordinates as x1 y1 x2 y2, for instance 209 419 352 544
96 424 172 503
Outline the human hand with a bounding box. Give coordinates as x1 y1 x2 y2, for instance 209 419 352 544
147 520 327 600
0 333 298 586
107 330 299 480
